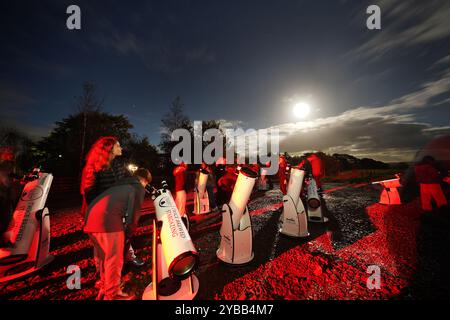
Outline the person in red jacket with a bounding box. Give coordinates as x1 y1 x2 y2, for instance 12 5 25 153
278 155 287 195
414 155 448 211
217 165 238 204
173 162 188 217
307 153 325 192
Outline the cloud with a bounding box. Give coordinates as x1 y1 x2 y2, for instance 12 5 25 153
256 68 450 162
0 87 35 110
90 17 216 73
0 118 53 141
433 54 450 66
0 85 53 140
349 1 450 59
0 84 36 118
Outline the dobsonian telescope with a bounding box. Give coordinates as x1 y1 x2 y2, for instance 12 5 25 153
372 177 402 205
0 169 54 283
216 166 258 265
279 167 309 238
142 181 199 300
193 168 210 215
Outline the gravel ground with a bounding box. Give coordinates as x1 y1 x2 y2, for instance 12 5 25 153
1 182 449 300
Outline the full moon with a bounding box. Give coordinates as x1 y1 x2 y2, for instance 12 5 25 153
293 102 311 119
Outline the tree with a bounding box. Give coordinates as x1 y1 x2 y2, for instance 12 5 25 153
126 135 160 175
37 112 133 176
0 127 36 174
76 82 104 170
159 96 192 156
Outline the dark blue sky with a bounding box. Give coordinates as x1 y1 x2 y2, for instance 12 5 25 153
1 0 450 161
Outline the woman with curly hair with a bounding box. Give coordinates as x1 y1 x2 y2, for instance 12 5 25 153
80 137 144 298
80 136 128 212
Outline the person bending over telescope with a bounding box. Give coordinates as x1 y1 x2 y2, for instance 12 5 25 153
173 162 188 218
217 165 238 204
306 153 325 193
81 136 144 268
83 168 152 300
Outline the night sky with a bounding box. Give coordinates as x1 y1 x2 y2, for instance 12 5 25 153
1 0 449 162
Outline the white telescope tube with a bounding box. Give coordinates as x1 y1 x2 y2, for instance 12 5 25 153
153 188 199 279
196 169 208 198
1 173 53 264
287 168 305 207
229 167 258 230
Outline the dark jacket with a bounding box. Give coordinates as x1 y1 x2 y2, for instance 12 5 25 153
83 177 145 233
84 158 132 205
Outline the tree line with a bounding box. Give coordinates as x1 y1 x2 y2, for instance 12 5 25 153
0 82 220 179
1 82 398 179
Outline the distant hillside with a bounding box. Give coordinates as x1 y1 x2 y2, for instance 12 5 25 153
331 153 390 170
285 152 398 176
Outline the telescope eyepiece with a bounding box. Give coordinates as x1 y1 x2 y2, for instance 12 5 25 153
161 180 169 190
145 184 156 193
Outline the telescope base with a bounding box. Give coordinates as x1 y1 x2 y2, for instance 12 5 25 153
142 274 199 300
216 204 254 265
193 190 210 215
279 195 310 238
216 251 254 266
0 207 54 283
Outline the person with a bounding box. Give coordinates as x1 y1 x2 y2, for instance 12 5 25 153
0 147 22 245
1 148 14 235
217 165 238 204
307 153 325 192
414 155 448 212
265 161 274 190
173 162 188 217
214 157 227 206
199 162 218 211
278 155 288 195
83 168 151 300
80 136 144 268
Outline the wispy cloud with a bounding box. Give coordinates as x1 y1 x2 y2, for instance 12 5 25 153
0 118 53 141
0 86 35 109
348 1 450 60
90 16 216 73
255 68 450 162
0 84 53 140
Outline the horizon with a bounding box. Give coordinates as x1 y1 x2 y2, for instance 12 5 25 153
1 1 449 164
